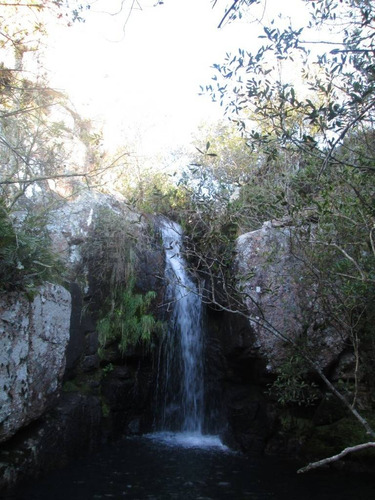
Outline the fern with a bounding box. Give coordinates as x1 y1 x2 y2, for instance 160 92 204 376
97 274 163 355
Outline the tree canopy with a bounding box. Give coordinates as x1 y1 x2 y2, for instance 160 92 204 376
209 0 375 171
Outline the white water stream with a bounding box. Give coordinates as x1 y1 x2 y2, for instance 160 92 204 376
157 218 205 434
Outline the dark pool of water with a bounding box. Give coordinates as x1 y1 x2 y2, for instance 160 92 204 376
8 433 375 499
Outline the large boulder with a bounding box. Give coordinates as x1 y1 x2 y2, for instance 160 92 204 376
235 220 346 373
0 283 71 443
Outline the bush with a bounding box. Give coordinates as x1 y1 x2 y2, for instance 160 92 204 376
82 206 163 355
0 203 63 292
97 275 164 355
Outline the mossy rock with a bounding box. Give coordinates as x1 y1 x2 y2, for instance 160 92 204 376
303 416 375 460
62 379 92 395
312 393 349 426
62 370 102 396
278 412 314 439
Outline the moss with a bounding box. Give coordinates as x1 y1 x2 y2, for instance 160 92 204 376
62 380 80 393
63 364 118 420
279 413 314 439
100 400 110 418
62 376 94 395
303 416 375 460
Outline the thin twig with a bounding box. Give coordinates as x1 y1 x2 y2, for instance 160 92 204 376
313 240 366 281
319 99 375 177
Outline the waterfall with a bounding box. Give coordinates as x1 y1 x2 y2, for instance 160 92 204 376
157 218 204 433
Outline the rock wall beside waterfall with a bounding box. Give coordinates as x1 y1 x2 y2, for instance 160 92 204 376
46 188 140 270
39 188 165 437
205 219 355 455
0 186 166 493
0 283 71 443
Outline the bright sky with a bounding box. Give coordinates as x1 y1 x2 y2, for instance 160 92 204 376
45 0 309 156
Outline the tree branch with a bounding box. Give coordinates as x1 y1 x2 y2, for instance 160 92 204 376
370 226 375 257
298 442 375 473
319 99 375 177
0 2 44 7
0 172 90 185
313 240 366 281
218 0 240 28
0 103 55 119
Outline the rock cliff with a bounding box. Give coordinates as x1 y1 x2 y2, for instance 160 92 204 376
0 283 71 443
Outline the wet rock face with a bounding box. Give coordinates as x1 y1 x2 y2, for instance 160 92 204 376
0 392 103 492
235 221 346 373
0 284 71 443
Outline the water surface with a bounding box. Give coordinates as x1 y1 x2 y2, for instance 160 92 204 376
11 433 375 499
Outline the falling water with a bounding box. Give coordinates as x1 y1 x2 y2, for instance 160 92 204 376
157 218 204 433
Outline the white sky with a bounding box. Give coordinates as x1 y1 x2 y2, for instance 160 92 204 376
45 0 309 156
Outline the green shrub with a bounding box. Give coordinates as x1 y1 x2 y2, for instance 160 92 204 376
97 275 164 355
81 206 164 355
0 203 63 292
269 355 320 407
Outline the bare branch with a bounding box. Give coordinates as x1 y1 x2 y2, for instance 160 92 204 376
0 3 44 7
313 240 367 281
370 226 375 257
298 442 375 473
0 103 55 119
0 135 28 165
0 172 90 185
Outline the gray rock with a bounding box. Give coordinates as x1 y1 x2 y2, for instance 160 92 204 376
236 221 346 373
46 188 141 272
81 354 100 372
0 283 71 443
